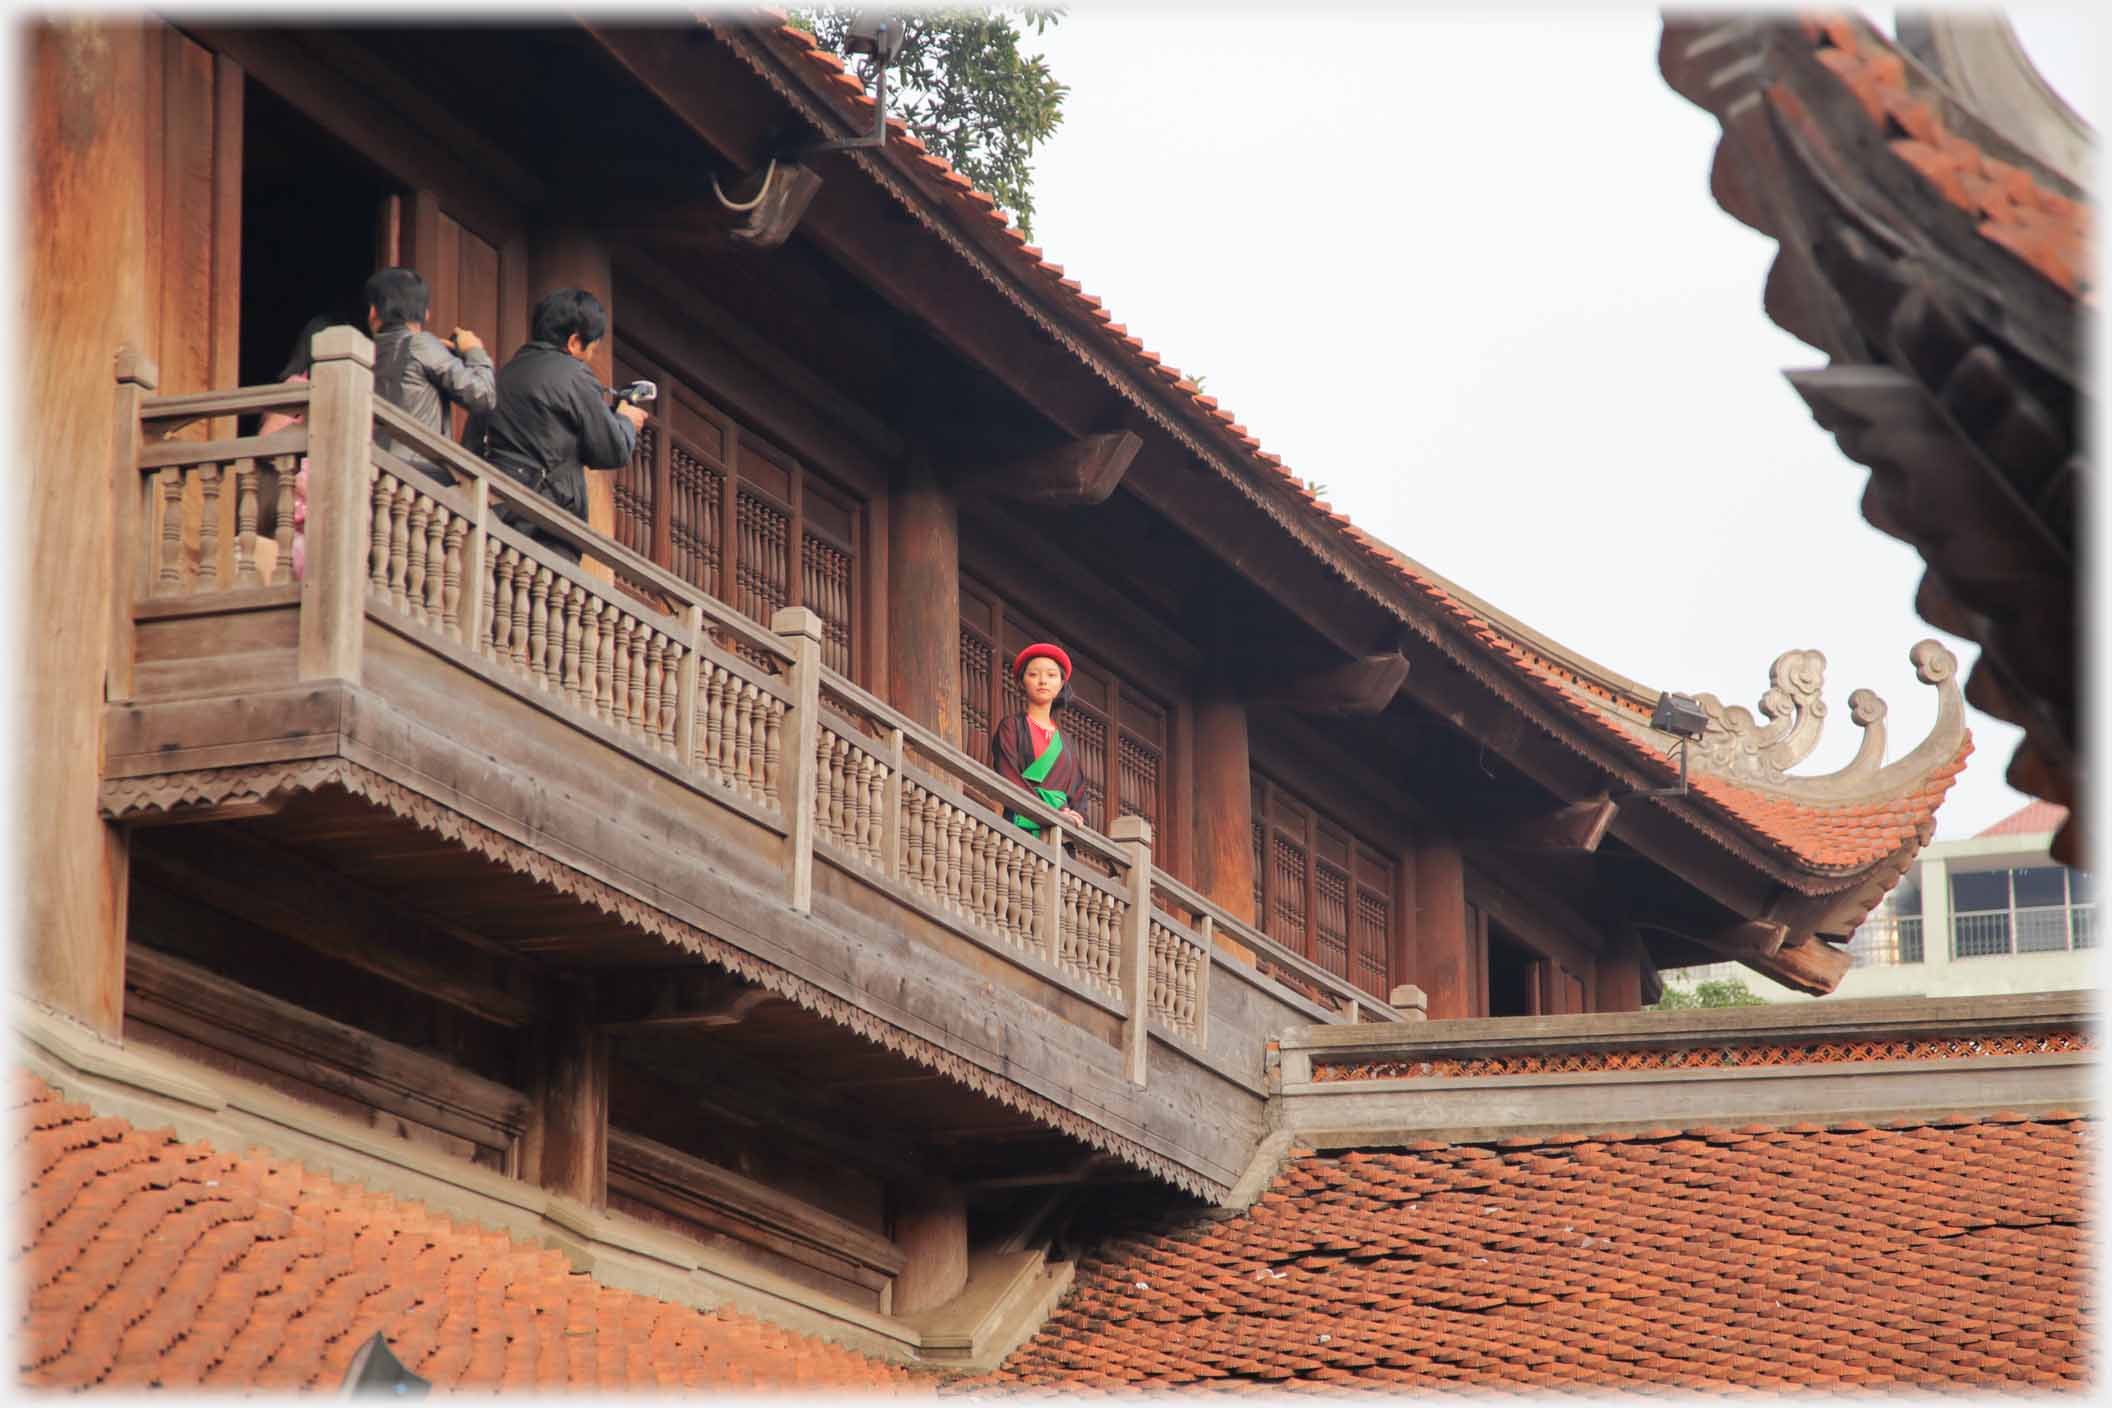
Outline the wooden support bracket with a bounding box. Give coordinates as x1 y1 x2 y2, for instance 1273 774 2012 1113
1491 797 1619 855
1254 651 1411 717
966 430 1143 507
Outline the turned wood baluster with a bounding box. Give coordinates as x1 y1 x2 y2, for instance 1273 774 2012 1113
404 491 431 622
732 681 755 794
155 468 183 595
528 566 552 689
575 588 600 709
717 670 739 782
859 753 882 867
700 667 724 775
368 472 394 599
626 619 648 734
764 698 783 805
609 611 633 728
644 632 666 739
659 642 681 751
508 549 532 672
486 547 513 656
442 512 466 641
234 460 259 586
271 457 295 586
594 601 617 722
966 824 987 919
815 731 835 834
901 783 921 884
196 463 222 590
387 479 413 612
1006 841 1026 939
424 501 449 621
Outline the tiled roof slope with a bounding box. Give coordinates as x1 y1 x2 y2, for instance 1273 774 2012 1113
969 1115 2089 1392
745 13 1964 880
1979 798 2070 839
14 1074 921 1392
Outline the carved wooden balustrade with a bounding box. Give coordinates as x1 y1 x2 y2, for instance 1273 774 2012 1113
112 331 1399 1101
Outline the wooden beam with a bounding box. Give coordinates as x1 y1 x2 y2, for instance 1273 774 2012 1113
963 431 1142 507
526 982 609 1210
130 826 541 1028
1255 651 1410 717
1741 935 1854 995
1637 916 1789 960
1492 797 1618 854
588 966 775 1030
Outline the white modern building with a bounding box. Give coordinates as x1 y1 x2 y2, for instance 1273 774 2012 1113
1682 801 2097 1002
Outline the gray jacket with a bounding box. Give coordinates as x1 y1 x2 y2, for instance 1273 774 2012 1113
372 326 496 478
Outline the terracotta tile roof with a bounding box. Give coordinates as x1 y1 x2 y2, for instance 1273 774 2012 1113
1979 798 2070 839
14 1074 922 1392
968 1113 2090 1392
746 16 1963 879
1798 14 2092 299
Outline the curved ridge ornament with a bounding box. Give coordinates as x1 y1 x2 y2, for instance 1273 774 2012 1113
1684 640 1965 803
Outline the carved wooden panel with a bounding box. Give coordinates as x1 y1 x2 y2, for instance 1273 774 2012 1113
960 626 993 767
734 487 789 627
668 437 722 595
615 418 658 560
1315 860 1351 981
1065 705 1109 833
1118 731 1160 829
1271 833 1308 949
1354 850 1395 1000
803 531 853 676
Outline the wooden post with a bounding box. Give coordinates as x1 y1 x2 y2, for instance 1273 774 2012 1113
889 1182 968 1314
1596 924 1650 1013
106 348 158 704
460 476 489 655
776 606 824 914
886 454 961 745
298 326 375 684
1038 824 1065 962
1196 912 1215 1047
1413 840 1474 1019
1112 814 1154 1087
1193 684 1256 925
675 603 703 766
883 726 905 879
529 983 609 1211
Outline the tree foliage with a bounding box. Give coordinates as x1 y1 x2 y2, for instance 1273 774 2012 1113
1647 976 1770 1010
792 7 1068 240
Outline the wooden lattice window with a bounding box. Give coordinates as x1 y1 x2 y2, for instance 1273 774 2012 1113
959 576 1170 846
1254 772 1397 999
612 341 865 683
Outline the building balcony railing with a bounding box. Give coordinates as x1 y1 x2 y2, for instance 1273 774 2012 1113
1847 912 1923 967
108 333 1399 1116
1952 904 2097 959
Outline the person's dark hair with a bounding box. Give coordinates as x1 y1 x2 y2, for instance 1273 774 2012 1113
531 288 609 350
363 267 429 328
277 314 343 381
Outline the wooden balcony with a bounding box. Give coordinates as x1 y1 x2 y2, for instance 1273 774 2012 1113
99 330 1402 1203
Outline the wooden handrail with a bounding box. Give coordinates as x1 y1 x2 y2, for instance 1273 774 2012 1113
370 397 794 667
142 382 312 426
1152 869 1404 1023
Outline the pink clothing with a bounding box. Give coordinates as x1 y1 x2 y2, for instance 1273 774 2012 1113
260 373 310 581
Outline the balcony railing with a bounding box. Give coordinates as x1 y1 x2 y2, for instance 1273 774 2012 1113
1847 912 1923 967
1952 905 2098 959
112 332 1399 1098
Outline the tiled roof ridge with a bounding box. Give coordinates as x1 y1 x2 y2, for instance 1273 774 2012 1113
742 13 1966 875
1798 12 2092 301
15 1072 921 1392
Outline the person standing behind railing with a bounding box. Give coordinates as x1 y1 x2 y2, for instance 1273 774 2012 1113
991 643 1088 835
363 266 496 481
256 313 349 581
465 288 646 565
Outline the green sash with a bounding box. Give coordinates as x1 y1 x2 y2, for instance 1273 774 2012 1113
1012 723 1068 834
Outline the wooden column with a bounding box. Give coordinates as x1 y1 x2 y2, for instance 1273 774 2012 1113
887 454 961 745
298 326 374 685
776 606 824 915
26 19 150 1038
890 1182 968 1315
529 228 618 581
1412 840 1475 1019
526 984 609 1210
1112 814 1154 1087
1192 684 1256 925
1596 925 1650 1013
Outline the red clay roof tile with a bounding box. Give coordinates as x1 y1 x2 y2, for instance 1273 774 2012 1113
14 1076 921 1393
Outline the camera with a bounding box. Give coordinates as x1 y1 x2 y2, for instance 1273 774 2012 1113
607 379 658 407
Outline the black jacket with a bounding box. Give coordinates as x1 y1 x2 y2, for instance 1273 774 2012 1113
469 342 637 518
372 326 495 480
991 712 1086 817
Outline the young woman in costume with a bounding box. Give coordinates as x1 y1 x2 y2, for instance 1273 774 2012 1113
990 643 1088 835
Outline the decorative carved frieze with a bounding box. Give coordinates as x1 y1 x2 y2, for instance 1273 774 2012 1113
1681 639 1965 804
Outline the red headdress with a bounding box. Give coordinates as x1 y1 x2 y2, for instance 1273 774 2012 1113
1011 643 1072 681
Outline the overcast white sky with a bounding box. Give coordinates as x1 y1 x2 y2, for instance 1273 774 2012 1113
1015 4 2100 841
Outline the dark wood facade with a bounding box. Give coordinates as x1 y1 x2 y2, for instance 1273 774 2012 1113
24 13 1968 1351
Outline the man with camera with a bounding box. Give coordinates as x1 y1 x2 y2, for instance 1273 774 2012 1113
365 266 498 480
469 288 648 564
